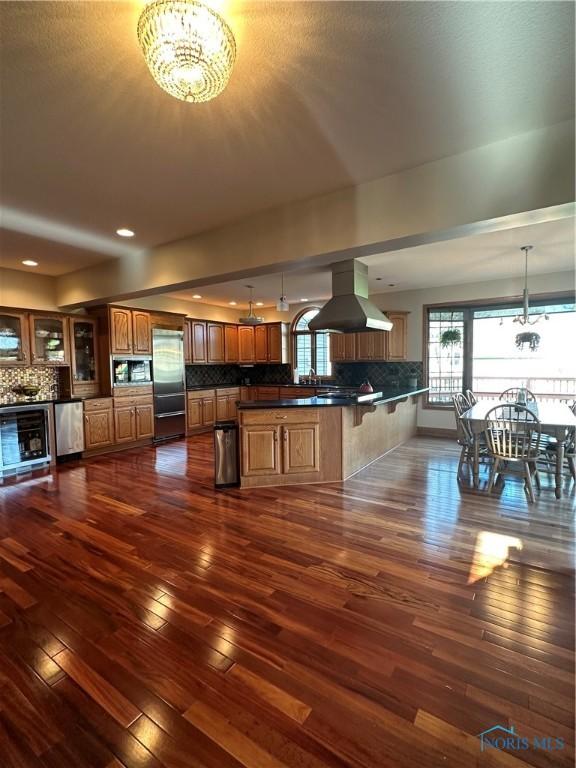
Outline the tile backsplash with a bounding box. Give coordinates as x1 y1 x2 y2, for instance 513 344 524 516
185 363 292 388
0 366 60 404
333 361 423 389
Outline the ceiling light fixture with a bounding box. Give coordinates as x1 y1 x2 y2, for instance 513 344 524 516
239 286 264 325
116 228 135 237
229 301 237 306
276 273 289 312
300 298 309 302
22 259 38 267
513 246 548 327
255 302 264 307
137 0 236 103
192 294 202 299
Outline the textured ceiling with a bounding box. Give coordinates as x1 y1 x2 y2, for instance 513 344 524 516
0 0 574 268
167 217 576 307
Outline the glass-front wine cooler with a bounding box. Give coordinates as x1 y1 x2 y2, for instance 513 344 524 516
0 404 52 476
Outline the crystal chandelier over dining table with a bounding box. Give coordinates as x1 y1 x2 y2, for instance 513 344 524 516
137 0 236 103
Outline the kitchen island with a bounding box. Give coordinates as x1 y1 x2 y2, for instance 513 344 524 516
237 387 428 488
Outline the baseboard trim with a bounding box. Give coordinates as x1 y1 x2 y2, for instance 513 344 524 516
418 427 458 439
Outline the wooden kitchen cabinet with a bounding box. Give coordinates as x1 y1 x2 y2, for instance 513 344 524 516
202 396 215 426
114 406 136 443
241 425 280 476
110 308 133 355
267 324 284 363
254 325 268 363
187 398 202 430
0 310 30 365
30 314 69 366
330 333 356 362
132 311 151 355
385 311 408 361
238 326 255 363
216 394 229 421
135 403 154 439
69 316 98 396
207 323 225 363
191 321 207 363
224 325 239 363
84 399 114 451
282 423 320 474
184 320 192 364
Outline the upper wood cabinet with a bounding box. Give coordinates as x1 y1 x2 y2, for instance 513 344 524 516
330 333 356 362
207 323 225 363
267 324 284 363
184 320 192 364
110 308 133 355
0 311 30 365
69 316 98 392
386 311 408 361
254 325 268 363
109 307 152 356
191 321 207 363
132 311 151 355
224 324 239 363
238 326 255 363
30 314 70 366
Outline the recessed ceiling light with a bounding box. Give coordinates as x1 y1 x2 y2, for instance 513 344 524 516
116 228 135 238
22 259 38 267
255 301 264 307
229 301 237 306
300 298 309 302
388 283 396 287
375 277 383 281
192 294 202 299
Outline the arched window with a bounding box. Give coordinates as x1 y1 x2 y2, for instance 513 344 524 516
292 307 332 378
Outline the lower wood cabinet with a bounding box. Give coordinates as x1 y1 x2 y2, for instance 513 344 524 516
187 398 202 430
216 394 229 421
241 425 280 476
135 403 154 439
186 389 216 432
84 400 114 451
282 423 320 473
114 406 136 443
202 397 214 426
241 409 320 479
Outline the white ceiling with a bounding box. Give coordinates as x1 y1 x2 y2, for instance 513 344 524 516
0 229 115 276
0 1 574 271
167 218 576 307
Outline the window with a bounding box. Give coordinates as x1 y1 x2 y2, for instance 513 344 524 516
425 295 576 406
292 308 332 377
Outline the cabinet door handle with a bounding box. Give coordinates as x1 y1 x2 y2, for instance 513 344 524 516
84 415 88 423
274 414 287 419
283 427 287 441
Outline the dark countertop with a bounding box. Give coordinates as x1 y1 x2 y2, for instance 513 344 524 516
186 383 350 391
237 387 429 410
0 397 82 409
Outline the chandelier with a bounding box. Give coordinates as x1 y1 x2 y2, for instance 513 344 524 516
239 286 264 325
137 0 236 103
513 245 548 326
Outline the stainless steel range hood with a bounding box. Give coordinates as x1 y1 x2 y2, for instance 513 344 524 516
308 260 393 333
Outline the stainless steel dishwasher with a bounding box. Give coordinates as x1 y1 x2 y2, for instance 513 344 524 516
54 400 85 459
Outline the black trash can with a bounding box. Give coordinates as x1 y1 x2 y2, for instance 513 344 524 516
213 420 239 488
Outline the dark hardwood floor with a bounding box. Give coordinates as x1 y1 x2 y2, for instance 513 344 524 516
0 434 573 768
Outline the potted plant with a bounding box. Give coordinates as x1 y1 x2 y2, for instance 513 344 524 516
440 328 462 347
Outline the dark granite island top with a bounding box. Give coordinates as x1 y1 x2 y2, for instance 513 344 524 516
237 387 429 409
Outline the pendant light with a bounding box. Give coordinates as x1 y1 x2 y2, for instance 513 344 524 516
239 285 264 325
513 246 548 326
276 273 289 312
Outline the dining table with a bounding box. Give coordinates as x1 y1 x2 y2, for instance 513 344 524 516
461 399 576 499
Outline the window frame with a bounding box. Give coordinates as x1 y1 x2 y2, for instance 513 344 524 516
423 291 575 410
291 306 332 379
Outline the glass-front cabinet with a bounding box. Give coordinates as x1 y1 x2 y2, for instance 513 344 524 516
30 315 69 365
70 317 98 385
0 311 29 365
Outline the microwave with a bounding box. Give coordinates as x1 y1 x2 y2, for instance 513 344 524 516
113 358 152 385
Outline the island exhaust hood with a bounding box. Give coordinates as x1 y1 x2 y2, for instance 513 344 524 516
308 260 393 333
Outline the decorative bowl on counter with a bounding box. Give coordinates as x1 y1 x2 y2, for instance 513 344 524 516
11 384 41 398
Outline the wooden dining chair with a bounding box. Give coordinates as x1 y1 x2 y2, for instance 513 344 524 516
465 390 478 405
540 426 576 485
484 404 541 503
452 393 476 480
499 387 537 403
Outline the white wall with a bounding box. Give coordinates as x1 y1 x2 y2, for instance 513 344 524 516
371 271 575 429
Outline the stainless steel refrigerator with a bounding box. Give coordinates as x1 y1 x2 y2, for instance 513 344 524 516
152 328 186 440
